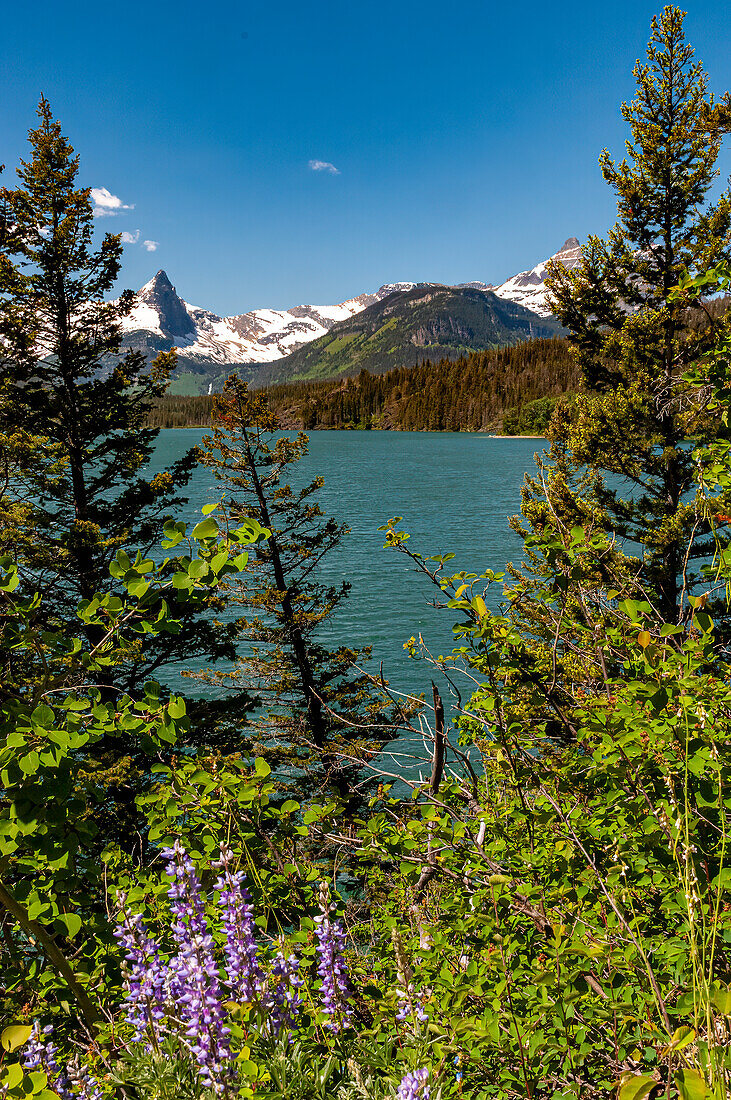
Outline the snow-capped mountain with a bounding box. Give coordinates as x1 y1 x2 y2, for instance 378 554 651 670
120 273 424 371
119 240 580 387
494 238 581 317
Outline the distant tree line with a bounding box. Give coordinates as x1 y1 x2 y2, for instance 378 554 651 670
145 336 580 433
268 337 579 431
145 394 216 428
501 394 562 435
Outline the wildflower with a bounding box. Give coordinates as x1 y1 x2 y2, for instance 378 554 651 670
163 841 233 1094
391 927 412 987
395 990 428 1024
266 949 304 1035
314 881 353 1031
348 1058 366 1092
114 892 168 1044
391 927 428 1026
397 1067 431 1099
213 846 263 1004
22 1024 72 1099
66 1055 104 1100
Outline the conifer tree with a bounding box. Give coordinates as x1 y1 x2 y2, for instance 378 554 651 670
0 101 249 854
0 99 237 694
482 7 731 746
541 6 731 625
199 375 395 801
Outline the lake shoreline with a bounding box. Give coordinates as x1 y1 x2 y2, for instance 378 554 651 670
154 423 547 439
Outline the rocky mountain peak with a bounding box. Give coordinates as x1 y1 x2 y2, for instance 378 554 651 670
492 237 581 317
149 268 172 287
138 270 195 337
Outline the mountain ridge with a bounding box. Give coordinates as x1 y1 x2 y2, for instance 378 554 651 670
118 239 580 393
255 284 563 385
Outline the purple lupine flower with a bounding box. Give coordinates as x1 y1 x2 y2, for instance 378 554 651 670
393 976 428 1025
395 985 429 1025
397 1067 431 1100
66 1056 104 1100
163 841 233 1094
114 892 168 1045
314 883 353 1032
22 1024 72 1100
390 927 428 1027
265 949 304 1036
213 846 263 1004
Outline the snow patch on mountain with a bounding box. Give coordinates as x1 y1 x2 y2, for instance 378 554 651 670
120 275 428 369
494 238 581 317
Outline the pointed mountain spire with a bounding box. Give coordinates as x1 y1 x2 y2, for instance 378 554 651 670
137 270 194 337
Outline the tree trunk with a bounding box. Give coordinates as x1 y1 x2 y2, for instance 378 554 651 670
242 433 328 747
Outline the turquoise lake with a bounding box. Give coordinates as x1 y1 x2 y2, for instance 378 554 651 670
147 430 546 701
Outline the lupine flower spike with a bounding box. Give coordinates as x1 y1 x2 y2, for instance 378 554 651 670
391 928 428 1025
213 845 264 1005
114 892 168 1045
66 1056 104 1100
397 1067 431 1100
267 947 304 1035
163 841 233 1094
313 880 353 1032
22 1024 72 1100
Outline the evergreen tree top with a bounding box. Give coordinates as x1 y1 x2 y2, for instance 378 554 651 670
545 5 731 387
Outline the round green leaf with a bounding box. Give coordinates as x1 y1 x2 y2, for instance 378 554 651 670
3 1062 24 1088
55 912 82 940
711 984 731 1016
664 1026 695 1054
191 517 219 540
167 697 186 720
27 1070 48 1092
675 1069 708 1100
618 1074 657 1100
1 1024 32 1052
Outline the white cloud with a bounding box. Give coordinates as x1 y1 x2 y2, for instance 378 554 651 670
91 187 134 217
308 159 340 174
119 230 159 252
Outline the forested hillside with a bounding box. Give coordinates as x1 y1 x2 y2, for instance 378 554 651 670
146 393 217 428
270 336 578 430
146 337 579 432
255 284 563 385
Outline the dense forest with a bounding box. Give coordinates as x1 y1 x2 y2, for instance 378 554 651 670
5 10 731 1100
145 392 217 428
146 336 579 432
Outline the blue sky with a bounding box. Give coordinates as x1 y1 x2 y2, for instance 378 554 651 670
3 0 731 315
